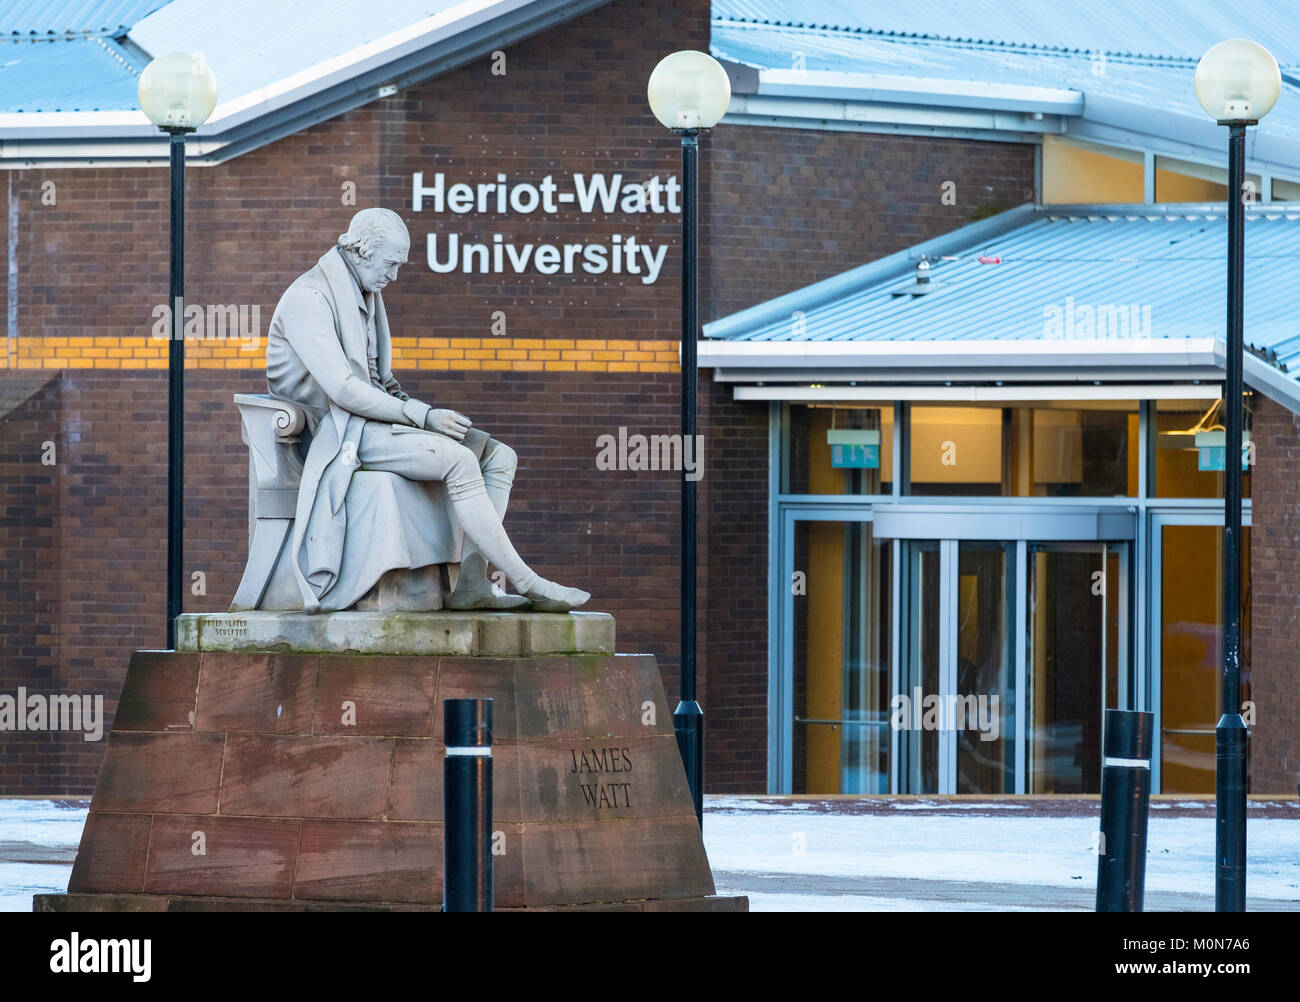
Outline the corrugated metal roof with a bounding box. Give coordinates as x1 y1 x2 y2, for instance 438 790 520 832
712 19 1300 181
1 0 169 38
0 37 143 111
713 0 1300 68
713 23 1225 120
0 0 505 114
128 0 469 103
703 203 1300 374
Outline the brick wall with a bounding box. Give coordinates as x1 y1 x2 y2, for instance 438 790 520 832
1246 393 1300 793
701 125 1036 321
0 375 63 790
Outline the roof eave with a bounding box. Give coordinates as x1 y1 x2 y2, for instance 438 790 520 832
0 0 611 166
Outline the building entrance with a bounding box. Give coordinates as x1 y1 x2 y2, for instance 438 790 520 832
781 507 1133 794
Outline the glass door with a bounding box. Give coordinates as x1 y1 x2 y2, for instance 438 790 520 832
955 541 1015 793
785 512 893 794
1026 542 1128 793
1150 515 1250 793
777 505 1135 796
899 539 1014 794
899 540 942 793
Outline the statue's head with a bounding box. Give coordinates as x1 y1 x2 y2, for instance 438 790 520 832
337 208 410 292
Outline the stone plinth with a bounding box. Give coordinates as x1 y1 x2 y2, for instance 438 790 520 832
36 618 745 912
175 610 614 657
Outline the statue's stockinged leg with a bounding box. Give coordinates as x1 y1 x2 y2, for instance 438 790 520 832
358 424 590 612
448 440 531 610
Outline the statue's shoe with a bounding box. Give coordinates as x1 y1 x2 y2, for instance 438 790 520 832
523 581 591 613
447 581 531 611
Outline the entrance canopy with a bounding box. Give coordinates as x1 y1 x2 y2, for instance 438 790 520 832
700 202 1300 414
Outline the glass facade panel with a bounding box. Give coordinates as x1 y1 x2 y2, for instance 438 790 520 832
785 405 893 495
1153 398 1252 498
1160 524 1251 793
907 403 1136 497
777 398 1243 796
1027 543 1123 793
1153 155 1261 204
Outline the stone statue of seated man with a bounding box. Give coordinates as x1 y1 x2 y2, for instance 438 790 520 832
264 206 590 614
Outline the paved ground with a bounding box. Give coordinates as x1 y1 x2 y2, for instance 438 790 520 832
4 795 1298 911
711 871 1299 912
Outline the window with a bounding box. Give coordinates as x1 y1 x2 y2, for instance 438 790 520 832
906 403 1137 497
784 405 894 495
1153 397 1252 498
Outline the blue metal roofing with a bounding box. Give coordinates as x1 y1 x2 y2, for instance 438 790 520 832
0 37 144 111
711 23 1260 124
0 0 513 113
713 0 1300 68
1 0 169 38
711 11 1300 183
717 23 1300 152
703 202 1300 373
128 0 472 105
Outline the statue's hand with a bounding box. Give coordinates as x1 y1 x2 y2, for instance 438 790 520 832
426 408 472 441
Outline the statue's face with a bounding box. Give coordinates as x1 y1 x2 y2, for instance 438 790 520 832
353 235 409 292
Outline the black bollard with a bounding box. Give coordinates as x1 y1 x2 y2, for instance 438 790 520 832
444 697 493 912
1096 708 1154 912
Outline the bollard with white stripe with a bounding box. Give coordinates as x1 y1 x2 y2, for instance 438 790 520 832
444 697 493 912
1096 708 1154 912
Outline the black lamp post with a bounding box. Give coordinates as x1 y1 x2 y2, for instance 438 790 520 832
138 53 218 650
1194 37 1281 913
647 51 731 827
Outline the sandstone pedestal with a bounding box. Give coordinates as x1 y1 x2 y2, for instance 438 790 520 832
35 612 745 912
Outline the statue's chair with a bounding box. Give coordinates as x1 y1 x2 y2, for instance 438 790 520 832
229 394 462 612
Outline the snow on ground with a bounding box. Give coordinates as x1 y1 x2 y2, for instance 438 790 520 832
0 800 85 912
703 796 1300 910
2 796 1298 912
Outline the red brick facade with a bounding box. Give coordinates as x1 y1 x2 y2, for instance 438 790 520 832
0 0 1039 795
1245 394 1300 794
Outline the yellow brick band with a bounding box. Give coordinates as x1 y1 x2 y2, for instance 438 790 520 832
0 337 682 373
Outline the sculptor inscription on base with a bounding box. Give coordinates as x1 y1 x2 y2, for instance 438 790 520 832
208 619 248 641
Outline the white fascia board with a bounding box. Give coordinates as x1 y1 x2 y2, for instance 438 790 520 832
0 136 229 166
0 112 156 136
697 338 1224 372
726 94 1062 136
719 113 1047 145
1244 353 1300 414
755 69 1084 117
733 383 1222 403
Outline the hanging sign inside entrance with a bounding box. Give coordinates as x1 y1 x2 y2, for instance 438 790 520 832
1193 430 1250 471
828 428 880 469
